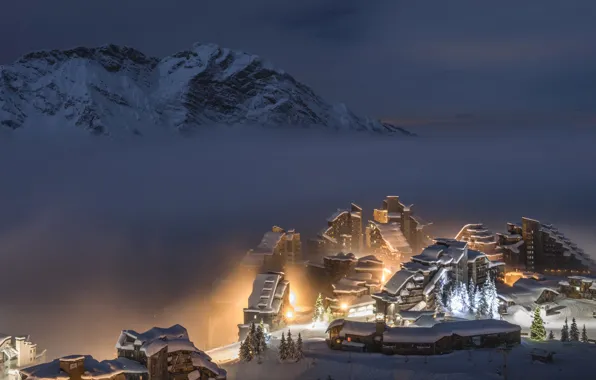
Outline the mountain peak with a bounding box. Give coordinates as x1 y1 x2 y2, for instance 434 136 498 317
1 43 412 136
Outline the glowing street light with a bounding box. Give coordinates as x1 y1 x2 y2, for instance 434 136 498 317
340 303 348 311
285 310 294 319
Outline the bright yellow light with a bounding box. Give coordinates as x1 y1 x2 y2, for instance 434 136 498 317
383 268 392 274
285 310 294 319
289 291 296 306
340 303 348 310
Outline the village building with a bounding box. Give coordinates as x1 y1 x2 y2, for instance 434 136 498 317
307 204 364 257
115 325 225 380
496 277 560 311
326 319 521 355
365 221 413 267
19 355 147 380
241 226 302 271
373 239 504 322
239 271 291 339
323 254 384 315
498 217 595 274
1 334 46 380
455 223 503 261
371 196 432 255
558 276 596 300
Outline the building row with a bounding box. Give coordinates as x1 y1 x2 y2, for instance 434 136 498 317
373 239 505 324
497 217 595 274
18 325 226 380
326 318 521 355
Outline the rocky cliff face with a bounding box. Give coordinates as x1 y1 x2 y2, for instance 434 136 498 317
0 43 412 136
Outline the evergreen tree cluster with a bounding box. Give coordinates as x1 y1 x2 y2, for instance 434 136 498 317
239 322 268 362
445 277 499 319
560 318 589 343
278 330 304 362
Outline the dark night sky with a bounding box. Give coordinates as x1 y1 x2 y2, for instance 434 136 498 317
2 0 596 121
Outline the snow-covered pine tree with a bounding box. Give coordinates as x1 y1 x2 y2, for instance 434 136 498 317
485 277 499 319
295 333 304 362
530 307 547 341
313 293 324 322
325 306 333 322
581 325 589 342
239 337 253 362
548 330 555 340
256 324 266 355
468 280 476 315
561 318 570 342
570 318 580 341
278 332 288 361
287 330 296 360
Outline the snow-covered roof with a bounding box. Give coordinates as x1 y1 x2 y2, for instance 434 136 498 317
412 239 467 265
357 255 383 264
328 209 349 223
497 278 559 305
0 334 11 347
253 231 284 254
324 252 357 262
382 269 415 296
383 319 520 344
325 319 381 337
467 249 487 263
369 221 412 254
245 272 288 314
115 325 204 357
332 278 367 294
501 239 524 254
191 352 226 379
20 356 148 380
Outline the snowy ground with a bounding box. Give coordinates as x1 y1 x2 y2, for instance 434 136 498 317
223 338 596 379
503 299 596 339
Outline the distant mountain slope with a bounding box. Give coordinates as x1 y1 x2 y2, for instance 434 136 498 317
0 43 413 137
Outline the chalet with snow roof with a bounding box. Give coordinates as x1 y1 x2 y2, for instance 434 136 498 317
496 277 560 310
239 271 291 339
455 223 503 261
326 318 521 355
307 203 363 257
1 334 46 380
115 325 225 380
371 196 432 255
558 275 596 300
19 355 147 380
241 226 301 270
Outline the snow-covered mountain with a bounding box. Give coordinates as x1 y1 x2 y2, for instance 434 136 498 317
0 43 413 137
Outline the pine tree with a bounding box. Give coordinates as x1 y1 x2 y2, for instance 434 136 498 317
570 318 580 341
278 332 288 361
239 336 253 362
287 330 296 360
548 330 555 340
325 306 333 322
560 318 570 342
478 283 489 317
255 324 267 355
530 307 547 341
313 293 324 322
581 325 589 342
295 333 304 362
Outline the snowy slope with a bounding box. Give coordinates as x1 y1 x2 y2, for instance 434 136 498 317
0 44 412 137
224 338 596 380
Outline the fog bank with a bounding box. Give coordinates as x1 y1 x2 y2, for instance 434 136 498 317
1 126 594 359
